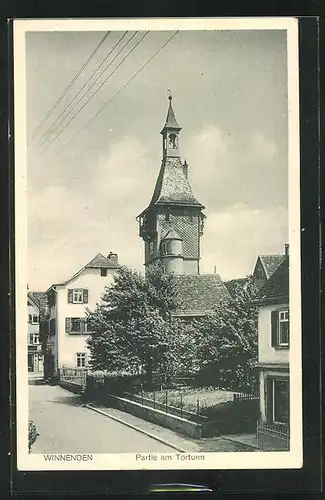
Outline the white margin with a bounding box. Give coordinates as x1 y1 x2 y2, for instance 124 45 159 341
14 17 302 471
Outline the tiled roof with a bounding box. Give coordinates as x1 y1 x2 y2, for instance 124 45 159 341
224 277 248 298
258 255 286 279
149 157 203 207
85 252 120 269
174 274 231 314
28 291 48 310
256 256 289 305
161 98 182 132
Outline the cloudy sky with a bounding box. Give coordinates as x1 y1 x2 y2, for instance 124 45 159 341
26 28 288 291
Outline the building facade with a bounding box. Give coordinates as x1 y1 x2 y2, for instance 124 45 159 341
255 255 290 450
27 291 47 374
45 252 120 375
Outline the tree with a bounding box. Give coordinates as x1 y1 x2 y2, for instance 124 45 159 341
193 276 258 392
86 262 189 385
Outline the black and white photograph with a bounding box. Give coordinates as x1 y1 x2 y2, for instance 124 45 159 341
14 18 302 471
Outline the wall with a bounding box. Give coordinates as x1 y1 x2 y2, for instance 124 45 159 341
108 394 204 438
258 302 289 365
56 267 118 368
28 303 39 336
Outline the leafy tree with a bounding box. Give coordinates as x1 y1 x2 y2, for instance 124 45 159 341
86 263 189 385
193 276 258 393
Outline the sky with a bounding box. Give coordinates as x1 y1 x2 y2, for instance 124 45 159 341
25 28 289 291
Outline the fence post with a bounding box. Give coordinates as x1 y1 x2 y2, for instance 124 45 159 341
141 389 143 406
153 391 156 409
180 394 183 419
197 399 200 417
165 390 168 414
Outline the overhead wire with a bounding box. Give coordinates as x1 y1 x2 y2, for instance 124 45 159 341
29 31 111 142
51 30 179 158
35 31 130 149
39 31 148 154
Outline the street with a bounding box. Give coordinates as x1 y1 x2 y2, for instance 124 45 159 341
29 383 177 454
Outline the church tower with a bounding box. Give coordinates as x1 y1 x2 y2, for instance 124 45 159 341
137 94 206 275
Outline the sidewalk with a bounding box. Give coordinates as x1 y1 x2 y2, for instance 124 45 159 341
87 403 256 453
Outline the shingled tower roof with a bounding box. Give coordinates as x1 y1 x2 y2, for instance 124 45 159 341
160 95 182 133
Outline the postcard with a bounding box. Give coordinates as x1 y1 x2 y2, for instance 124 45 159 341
14 17 302 471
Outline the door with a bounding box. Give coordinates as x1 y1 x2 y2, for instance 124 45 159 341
28 353 34 372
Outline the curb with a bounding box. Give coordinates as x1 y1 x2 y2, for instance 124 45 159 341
219 435 258 451
85 404 187 453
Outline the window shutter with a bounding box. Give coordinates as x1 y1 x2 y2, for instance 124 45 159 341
68 289 73 303
65 317 71 333
287 310 290 346
81 318 86 333
271 310 278 347
83 289 88 304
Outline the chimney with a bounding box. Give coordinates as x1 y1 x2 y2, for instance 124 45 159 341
108 251 118 263
183 160 188 179
284 244 289 256
213 265 217 274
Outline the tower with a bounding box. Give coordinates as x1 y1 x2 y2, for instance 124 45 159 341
137 94 206 275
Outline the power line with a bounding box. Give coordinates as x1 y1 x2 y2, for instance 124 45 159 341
35 31 130 149
29 31 111 142
40 31 149 154
52 31 179 157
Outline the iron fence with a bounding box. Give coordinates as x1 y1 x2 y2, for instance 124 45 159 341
121 390 207 423
59 367 88 390
256 421 290 451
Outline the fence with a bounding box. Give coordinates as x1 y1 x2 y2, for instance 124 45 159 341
122 390 207 424
256 421 290 451
59 367 88 390
233 392 259 402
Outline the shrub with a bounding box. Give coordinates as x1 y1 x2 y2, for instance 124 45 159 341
28 420 39 452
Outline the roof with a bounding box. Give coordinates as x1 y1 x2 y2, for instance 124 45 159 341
85 253 120 269
255 256 289 305
160 97 182 133
257 255 286 279
47 253 120 291
161 228 182 241
174 274 231 314
224 277 249 298
147 157 204 208
28 291 48 310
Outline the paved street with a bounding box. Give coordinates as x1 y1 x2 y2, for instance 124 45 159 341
29 383 177 454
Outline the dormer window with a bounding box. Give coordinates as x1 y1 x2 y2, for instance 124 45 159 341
165 212 170 222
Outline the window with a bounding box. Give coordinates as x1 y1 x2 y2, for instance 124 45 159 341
29 333 33 345
65 317 90 334
33 334 39 344
68 288 88 304
255 268 264 279
272 379 290 425
161 241 171 255
271 309 289 348
49 318 56 335
165 212 170 222
100 268 107 277
278 310 289 346
33 314 39 323
76 352 87 368
28 314 32 323
188 214 194 222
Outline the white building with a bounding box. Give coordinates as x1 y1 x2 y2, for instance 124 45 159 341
255 253 290 450
45 252 120 374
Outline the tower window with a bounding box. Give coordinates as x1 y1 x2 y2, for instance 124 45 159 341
188 214 194 222
165 213 170 221
100 268 107 277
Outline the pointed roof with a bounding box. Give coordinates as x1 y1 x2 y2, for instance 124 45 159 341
257 254 286 279
147 157 204 207
255 256 289 305
28 291 48 310
161 228 183 241
160 96 182 133
85 253 120 269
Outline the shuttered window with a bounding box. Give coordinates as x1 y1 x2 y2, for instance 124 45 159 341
271 309 289 348
68 288 89 304
65 317 89 334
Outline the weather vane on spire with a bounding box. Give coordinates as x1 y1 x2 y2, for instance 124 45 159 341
167 88 172 100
